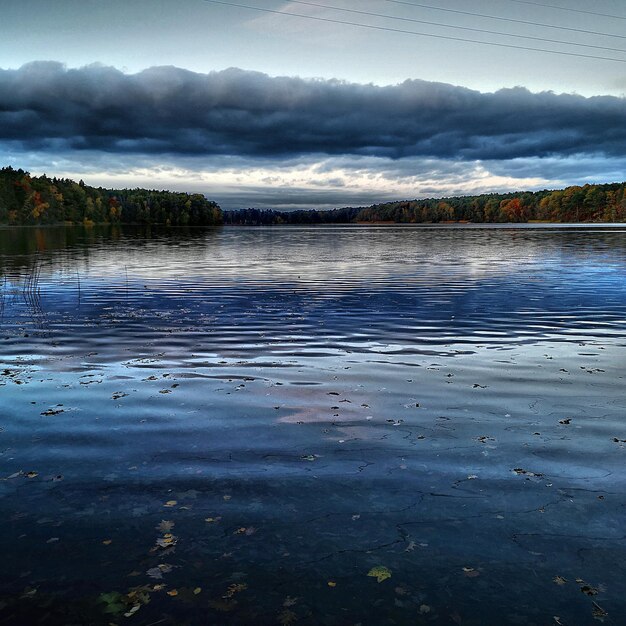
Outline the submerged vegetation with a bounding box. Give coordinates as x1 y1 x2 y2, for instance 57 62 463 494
2 166 626 226
0 167 222 226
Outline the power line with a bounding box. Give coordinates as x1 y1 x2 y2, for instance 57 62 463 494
380 0 626 40
499 0 626 21
285 0 626 54
203 0 626 63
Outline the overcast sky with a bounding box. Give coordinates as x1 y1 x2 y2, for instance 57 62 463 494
1 0 625 209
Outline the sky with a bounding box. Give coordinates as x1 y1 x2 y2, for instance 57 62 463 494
1 0 625 210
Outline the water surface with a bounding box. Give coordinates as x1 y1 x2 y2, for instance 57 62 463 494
1 225 625 625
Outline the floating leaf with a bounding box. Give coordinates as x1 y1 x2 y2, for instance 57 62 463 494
553 576 567 586
155 533 177 548
367 566 392 583
462 566 480 578
223 583 248 599
164 500 177 507
98 591 125 615
157 520 175 532
124 604 141 617
580 584 599 596
592 602 608 622
146 568 163 580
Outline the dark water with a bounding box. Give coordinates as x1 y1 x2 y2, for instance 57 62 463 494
1 224 625 625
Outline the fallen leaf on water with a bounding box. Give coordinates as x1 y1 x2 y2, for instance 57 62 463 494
124 604 141 618
157 520 175 532
204 517 222 523
462 566 480 578
223 583 248 599
553 576 567 586
41 407 64 416
367 566 392 583
193 587 202 595
102 539 112 546
512 468 543 477
146 568 163 580
26 471 38 478
166 589 178 597
592 602 608 622
419 604 431 614
327 581 336 588
164 500 177 507
155 533 177 549
98 591 125 615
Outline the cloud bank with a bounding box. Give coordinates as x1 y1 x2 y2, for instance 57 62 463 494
1 62 625 161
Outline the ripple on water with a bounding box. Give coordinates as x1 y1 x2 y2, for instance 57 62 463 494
0 225 625 625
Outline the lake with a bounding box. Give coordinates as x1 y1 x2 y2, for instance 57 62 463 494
1 224 625 625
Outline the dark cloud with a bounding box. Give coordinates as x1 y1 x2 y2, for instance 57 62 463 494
1 62 625 161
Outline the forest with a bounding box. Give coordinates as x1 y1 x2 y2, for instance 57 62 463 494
2 167 625 226
0 167 222 226
224 182 626 225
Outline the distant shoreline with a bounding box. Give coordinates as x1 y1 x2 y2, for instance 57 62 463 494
2 221 625 229
2 167 625 226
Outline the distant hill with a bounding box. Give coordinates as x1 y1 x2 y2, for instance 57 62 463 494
0 167 222 226
224 182 626 225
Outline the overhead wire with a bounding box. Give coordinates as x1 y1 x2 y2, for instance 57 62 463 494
284 0 626 54
203 0 626 63
497 0 626 21
379 0 626 40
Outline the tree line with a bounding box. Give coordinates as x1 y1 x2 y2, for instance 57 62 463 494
2 166 625 226
0 167 222 226
224 182 626 225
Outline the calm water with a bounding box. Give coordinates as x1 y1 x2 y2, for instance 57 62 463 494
1 224 625 625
